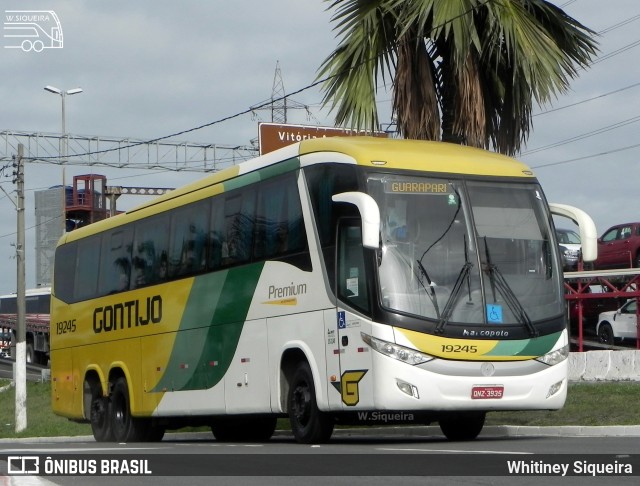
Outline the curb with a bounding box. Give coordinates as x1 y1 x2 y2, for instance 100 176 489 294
323 425 640 438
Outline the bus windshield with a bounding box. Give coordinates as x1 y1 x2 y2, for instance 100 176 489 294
368 173 563 329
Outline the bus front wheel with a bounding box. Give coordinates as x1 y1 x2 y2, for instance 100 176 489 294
439 412 486 441
287 362 334 444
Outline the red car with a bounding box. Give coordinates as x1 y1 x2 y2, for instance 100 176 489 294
594 222 640 269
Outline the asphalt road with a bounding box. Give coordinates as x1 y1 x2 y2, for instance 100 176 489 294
1 428 639 486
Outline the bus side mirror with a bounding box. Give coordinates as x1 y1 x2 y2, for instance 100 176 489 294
332 192 380 249
549 203 598 262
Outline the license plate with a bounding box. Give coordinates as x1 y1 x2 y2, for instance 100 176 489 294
471 386 504 399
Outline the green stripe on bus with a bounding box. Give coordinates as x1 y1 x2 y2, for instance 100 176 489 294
151 263 264 392
486 331 562 357
223 157 300 192
514 331 562 357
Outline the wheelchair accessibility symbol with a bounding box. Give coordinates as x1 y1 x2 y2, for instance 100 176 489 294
487 304 503 323
337 311 346 329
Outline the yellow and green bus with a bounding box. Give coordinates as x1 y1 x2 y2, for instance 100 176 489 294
50 137 596 443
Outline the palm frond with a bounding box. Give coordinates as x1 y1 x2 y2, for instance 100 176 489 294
320 0 598 154
318 0 399 131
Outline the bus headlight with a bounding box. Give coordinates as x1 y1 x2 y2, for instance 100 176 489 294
535 344 569 366
361 333 433 365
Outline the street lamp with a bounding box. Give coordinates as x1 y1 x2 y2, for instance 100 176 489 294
44 85 83 161
44 85 83 238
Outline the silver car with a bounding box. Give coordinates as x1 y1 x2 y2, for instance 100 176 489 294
556 228 581 271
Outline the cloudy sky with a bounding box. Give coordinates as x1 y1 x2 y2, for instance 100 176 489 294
1 0 639 293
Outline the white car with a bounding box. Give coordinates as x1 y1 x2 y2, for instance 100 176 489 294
596 300 639 345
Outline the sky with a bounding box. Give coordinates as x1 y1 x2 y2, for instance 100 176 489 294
0 0 639 294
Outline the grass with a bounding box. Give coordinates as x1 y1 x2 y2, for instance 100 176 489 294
1 379 639 439
485 381 640 426
0 379 91 439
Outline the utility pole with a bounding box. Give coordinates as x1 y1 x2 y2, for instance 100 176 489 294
14 143 27 432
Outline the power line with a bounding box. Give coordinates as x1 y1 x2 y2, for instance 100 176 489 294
11 0 612 171
524 14 640 162
0 213 63 240
530 142 640 169
521 114 640 156
31 77 331 162
534 81 640 117
29 0 497 164
598 13 640 35
592 38 640 65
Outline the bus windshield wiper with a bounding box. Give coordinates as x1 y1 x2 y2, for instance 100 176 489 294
434 237 473 334
483 237 538 338
415 259 441 318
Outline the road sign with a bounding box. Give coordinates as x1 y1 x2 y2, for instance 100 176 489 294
258 122 387 155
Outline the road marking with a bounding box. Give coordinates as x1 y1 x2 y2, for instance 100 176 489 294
0 447 167 453
377 447 532 454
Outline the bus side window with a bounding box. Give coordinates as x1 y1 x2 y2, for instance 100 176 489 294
209 201 225 269
223 195 242 265
206 173 311 271
223 191 255 266
73 236 100 302
253 172 309 269
283 176 306 254
337 221 370 314
169 201 210 277
132 214 169 287
305 164 359 293
54 243 77 303
76 235 102 300
255 177 288 259
98 228 133 296
238 190 256 263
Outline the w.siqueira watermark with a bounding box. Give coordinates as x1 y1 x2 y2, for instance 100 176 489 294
3 10 63 52
356 411 415 423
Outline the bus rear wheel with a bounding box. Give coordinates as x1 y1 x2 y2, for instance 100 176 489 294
287 362 334 444
439 412 486 441
110 377 149 442
89 382 113 442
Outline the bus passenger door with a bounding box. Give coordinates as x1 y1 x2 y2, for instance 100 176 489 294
333 220 374 410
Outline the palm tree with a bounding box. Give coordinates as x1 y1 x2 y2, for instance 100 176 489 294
318 0 598 155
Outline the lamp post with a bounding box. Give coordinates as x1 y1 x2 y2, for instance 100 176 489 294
44 85 83 162
44 85 83 235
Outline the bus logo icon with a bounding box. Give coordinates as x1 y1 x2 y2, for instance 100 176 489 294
3 10 63 52
8 456 40 475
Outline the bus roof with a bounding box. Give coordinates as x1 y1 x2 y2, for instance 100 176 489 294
58 137 535 244
298 137 533 176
